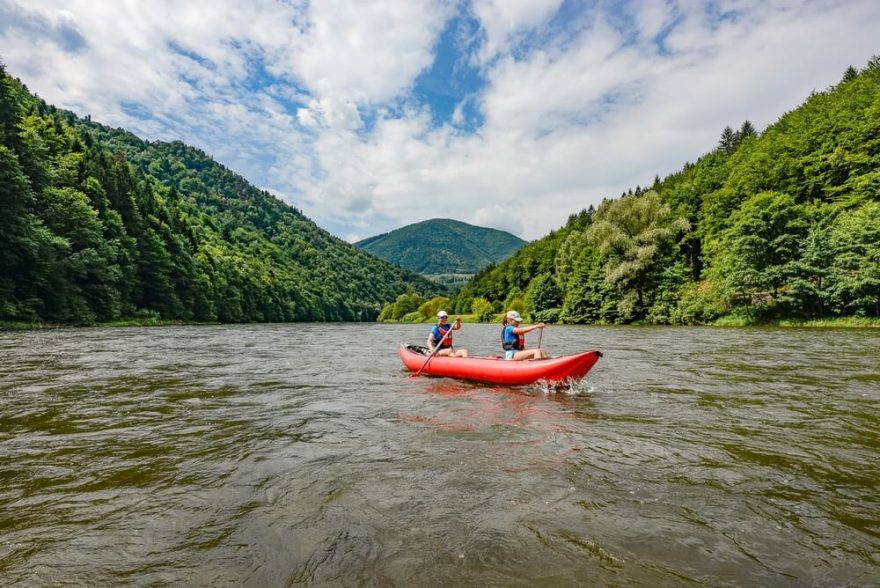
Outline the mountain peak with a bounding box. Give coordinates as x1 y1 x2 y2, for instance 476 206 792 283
355 219 526 286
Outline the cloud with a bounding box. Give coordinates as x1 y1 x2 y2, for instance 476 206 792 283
470 0 565 64
1 0 879 242
283 0 449 102
629 0 676 42
0 1 87 53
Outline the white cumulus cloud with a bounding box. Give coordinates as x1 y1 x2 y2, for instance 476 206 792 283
1 0 878 242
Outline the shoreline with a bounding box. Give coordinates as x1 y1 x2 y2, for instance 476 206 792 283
379 314 880 328
3 316 878 331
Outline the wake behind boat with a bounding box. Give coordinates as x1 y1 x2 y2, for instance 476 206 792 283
399 344 602 387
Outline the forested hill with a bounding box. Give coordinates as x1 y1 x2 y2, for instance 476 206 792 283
451 58 880 325
0 64 442 325
355 218 526 277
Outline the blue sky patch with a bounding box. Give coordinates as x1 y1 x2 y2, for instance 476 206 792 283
413 13 485 129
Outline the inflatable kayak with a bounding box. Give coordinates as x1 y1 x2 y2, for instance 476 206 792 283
399 344 602 386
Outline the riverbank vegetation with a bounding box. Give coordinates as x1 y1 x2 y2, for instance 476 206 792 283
448 58 880 326
0 63 442 326
375 294 879 329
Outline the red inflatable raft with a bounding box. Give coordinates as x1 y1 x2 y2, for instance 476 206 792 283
399 344 602 386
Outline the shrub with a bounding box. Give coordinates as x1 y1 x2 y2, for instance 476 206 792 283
670 280 726 325
400 311 424 323
532 308 562 323
471 297 495 322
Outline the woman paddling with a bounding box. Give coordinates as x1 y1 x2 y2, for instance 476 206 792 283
427 310 469 357
501 310 547 360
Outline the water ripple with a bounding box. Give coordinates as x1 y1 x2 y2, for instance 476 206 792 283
1 324 878 585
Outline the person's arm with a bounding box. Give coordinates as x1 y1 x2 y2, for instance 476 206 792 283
427 327 436 351
452 316 462 330
513 323 545 335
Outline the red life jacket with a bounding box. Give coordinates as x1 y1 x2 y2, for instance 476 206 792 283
501 325 524 350
432 324 453 347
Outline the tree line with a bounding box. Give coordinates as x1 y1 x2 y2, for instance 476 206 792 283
0 62 441 326
450 58 880 325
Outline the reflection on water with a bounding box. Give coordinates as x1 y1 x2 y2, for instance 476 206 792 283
0 324 878 586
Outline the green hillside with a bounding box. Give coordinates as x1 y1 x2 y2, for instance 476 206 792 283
0 63 442 326
355 218 526 286
451 58 880 325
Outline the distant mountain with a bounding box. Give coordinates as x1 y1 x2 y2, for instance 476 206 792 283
355 219 526 286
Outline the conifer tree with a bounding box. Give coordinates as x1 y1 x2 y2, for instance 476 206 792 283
738 120 757 140
718 126 737 154
841 65 858 83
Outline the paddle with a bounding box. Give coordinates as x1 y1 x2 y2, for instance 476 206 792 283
415 319 456 377
537 323 544 351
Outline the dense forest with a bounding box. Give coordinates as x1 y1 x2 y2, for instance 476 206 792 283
4 56 878 328
449 58 880 325
0 63 442 326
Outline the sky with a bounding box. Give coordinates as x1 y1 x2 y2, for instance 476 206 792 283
0 0 877 242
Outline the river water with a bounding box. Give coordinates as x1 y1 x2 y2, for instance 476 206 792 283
0 324 877 586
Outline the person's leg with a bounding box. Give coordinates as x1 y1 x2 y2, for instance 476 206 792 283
436 348 452 356
454 349 469 357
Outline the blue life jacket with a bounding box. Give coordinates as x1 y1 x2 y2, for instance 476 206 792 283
501 324 524 351
431 323 453 347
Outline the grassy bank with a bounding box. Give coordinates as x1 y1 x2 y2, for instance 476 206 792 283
0 321 45 330
713 315 880 328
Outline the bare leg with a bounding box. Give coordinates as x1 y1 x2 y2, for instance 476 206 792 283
513 349 544 360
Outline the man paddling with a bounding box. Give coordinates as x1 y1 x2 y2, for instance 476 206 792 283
427 311 469 357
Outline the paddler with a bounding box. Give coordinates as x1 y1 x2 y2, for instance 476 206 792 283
501 310 547 360
427 310 469 357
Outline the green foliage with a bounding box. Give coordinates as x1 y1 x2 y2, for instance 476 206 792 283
399 311 425 323
531 308 562 323
0 64 442 325
502 287 526 314
454 58 880 325
470 297 495 322
525 273 562 312
718 126 738 155
417 295 451 320
826 201 880 316
668 280 726 325
355 218 526 278
586 191 690 320
378 293 425 321
709 191 808 318
453 223 573 317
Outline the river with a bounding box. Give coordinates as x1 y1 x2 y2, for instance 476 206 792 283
1 323 877 586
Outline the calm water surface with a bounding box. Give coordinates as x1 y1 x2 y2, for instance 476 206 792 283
1 324 878 586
